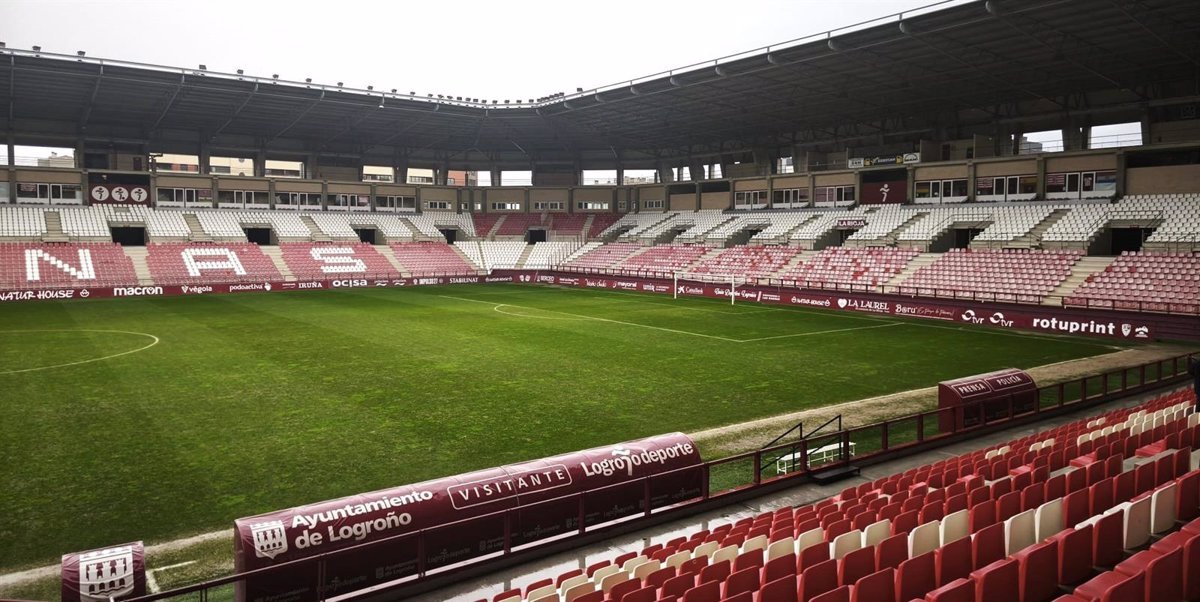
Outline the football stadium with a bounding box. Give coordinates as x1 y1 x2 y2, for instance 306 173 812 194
1 1 1200 601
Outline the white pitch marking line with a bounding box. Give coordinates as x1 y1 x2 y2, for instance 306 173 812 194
145 560 196 593
0 329 160 375
492 304 591 321
439 295 743 342
738 322 904 342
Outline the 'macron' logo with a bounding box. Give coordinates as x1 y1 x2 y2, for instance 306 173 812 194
250 520 288 559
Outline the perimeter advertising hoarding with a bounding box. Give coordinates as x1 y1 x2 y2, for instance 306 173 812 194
233 433 701 602
61 542 146 602
538 274 1159 341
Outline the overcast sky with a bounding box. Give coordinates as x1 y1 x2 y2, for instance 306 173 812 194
1 0 966 100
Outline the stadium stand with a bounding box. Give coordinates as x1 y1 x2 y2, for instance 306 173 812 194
58 207 112 239
523 241 584 270
549 214 588 237
472 215 504 239
586 214 623 240
685 245 804 281
145 242 281 285
1067 251 1200 313
898 248 1083 303
775 247 919 289
304 213 359 240
497 214 548 237
390 242 481 276
620 244 713 275
481 386 1199 602
193 211 248 240
562 242 646 271
406 211 477 239
0 206 49 238
455 241 527 270
0 242 137 289
791 210 867 248
278 243 402 280
752 213 817 244
347 213 416 242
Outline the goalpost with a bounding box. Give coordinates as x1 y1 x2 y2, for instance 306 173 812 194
673 272 744 305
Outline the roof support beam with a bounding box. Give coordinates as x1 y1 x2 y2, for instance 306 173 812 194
210 83 259 141
267 90 325 145
78 64 104 132
149 73 185 133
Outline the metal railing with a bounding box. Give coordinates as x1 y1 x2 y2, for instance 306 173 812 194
122 351 1196 602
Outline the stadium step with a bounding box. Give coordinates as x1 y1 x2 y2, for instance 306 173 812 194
581 214 595 241
40 210 70 243
450 242 485 271
299 215 332 242
375 246 412 277
1016 208 1073 248
561 241 602 264
885 252 940 287
181 213 211 241
397 217 441 242
122 246 156 285
515 243 536 269
489 215 506 240
1043 255 1117 305
261 246 296 281
767 249 815 279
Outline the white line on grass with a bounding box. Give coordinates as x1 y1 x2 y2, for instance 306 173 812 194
0 329 160 375
145 561 196 593
739 322 904 342
493 304 592 320
441 295 898 343
440 295 744 342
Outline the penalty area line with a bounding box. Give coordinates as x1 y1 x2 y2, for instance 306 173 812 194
438 295 743 342
737 322 904 342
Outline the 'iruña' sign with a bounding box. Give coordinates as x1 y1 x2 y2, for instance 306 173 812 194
233 433 701 602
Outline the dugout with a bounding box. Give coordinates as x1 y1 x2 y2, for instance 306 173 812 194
939 368 1038 431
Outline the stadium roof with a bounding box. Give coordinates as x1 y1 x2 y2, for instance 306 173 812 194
3 0 1199 170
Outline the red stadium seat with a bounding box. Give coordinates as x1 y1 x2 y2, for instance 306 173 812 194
971 557 1019 602
936 537 972 587
896 552 937 602
798 558 838 602
1012 539 1059 602
924 578 974 602
757 574 797 602
849 568 894 602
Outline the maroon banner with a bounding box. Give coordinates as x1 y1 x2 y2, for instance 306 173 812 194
233 433 701 602
89 184 151 205
938 369 1038 431
0 275 517 303
61 542 146 602
537 273 1163 342
859 180 907 204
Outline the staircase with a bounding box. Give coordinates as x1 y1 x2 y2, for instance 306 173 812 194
376 245 412 277
485 216 506 240
885 252 940 287
883 213 929 246
515 243 536 269
1043 256 1116 306
581 215 596 241
450 242 485 272
41 211 70 242
182 213 211 241
561 241 601 265
122 247 155 285
1014 208 1072 249
300 215 332 242
398 217 440 242
766 249 814 279
261 246 296 281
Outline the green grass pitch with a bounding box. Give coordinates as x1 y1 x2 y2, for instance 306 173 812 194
0 283 1119 569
